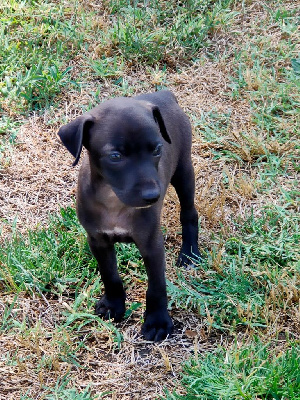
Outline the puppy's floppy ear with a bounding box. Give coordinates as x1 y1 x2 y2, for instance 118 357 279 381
58 114 94 166
152 106 171 144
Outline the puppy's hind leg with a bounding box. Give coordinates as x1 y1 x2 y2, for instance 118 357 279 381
171 159 201 267
88 236 126 322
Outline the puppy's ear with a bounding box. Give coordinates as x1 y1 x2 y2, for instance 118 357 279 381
58 114 94 166
152 106 171 144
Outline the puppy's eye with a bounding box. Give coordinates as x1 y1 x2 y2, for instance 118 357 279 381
153 144 162 157
109 152 122 162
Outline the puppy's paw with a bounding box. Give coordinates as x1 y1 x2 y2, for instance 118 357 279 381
177 248 201 268
95 295 125 322
141 310 174 342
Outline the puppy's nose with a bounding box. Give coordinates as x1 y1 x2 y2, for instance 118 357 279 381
141 188 160 204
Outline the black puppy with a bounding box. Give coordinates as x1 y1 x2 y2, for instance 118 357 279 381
58 90 200 341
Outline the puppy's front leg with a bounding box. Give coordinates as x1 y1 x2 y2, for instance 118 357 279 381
88 235 126 322
136 231 174 342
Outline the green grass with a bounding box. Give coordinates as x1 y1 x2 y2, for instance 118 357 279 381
0 114 20 167
0 206 145 296
0 0 237 115
0 207 94 294
20 376 98 399
0 207 140 348
168 203 299 331
1 201 298 341
0 0 82 112
1 204 296 397
193 2 299 193
163 339 300 400
101 0 237 64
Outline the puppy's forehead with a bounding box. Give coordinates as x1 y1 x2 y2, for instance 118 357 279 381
100 97 152 111
101 99 154 126
91 98 160 145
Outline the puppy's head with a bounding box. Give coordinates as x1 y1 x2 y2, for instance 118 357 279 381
58 97 171 208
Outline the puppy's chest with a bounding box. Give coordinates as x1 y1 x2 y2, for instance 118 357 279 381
93 189 134 241
98 208 133 238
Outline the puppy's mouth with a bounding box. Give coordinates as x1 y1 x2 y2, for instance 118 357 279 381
135 204 155 209
118 196 160 209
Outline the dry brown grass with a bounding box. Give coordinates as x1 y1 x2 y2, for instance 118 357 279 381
0 289 218 399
